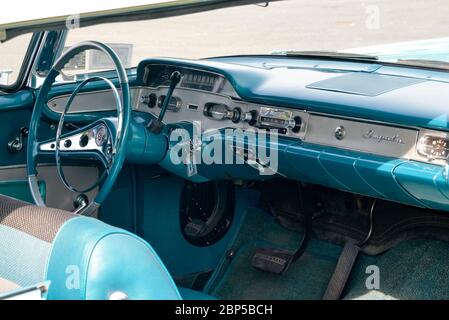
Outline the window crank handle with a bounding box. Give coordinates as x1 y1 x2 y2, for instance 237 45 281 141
8 127 29 153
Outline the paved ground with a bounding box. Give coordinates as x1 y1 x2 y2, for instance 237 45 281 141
2 0 449 82
66 0 449 62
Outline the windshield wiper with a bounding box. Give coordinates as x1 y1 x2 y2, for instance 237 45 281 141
273 51 379 61
394 59 449 70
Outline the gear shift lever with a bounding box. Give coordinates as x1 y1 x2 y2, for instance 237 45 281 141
147 71 182 134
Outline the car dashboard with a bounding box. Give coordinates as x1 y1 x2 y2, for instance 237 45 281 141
45 56 449 212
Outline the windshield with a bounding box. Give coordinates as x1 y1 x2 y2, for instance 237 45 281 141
59 0 449 71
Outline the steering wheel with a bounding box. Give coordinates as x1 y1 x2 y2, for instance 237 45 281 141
27 41 131 216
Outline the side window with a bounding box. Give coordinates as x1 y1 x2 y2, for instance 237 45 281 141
57 47 130 82
0 33 33 87
58 26 134 82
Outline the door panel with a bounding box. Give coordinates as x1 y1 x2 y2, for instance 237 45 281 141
0 165 98 212
0 89 99 211
0 89 34 166
0 31 100 211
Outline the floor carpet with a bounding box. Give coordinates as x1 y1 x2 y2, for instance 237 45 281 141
211 208 449 300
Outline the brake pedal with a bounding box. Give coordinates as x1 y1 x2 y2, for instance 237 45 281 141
251 248 294 275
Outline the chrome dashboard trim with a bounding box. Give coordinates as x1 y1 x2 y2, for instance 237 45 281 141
134 85 308 139
415 129 449 166
47 88 123 114
303 114 419 160
46 83 449 167
305 111 448 166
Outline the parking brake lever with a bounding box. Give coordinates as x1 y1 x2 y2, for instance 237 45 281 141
147 71 182 134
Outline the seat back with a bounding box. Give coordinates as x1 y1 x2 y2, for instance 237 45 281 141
0 195 72 292
46 217 181 300
0 195 181 300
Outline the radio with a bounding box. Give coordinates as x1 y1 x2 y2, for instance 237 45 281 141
203 103 302 134
254 107 301 133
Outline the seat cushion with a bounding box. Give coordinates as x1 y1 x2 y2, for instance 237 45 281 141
0 194 73 243
0 195 73 288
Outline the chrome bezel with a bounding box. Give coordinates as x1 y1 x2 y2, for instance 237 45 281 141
417 134 449 161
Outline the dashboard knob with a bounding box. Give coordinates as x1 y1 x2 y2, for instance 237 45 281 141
291 116 302 133
335 125 346 140
243 110 258 126
231 107 241 123
204 103 231 121
140 95 149 104
204 103 241 123
140 93 157 108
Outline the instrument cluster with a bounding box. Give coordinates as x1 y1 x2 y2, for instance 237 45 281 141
144 64 236 97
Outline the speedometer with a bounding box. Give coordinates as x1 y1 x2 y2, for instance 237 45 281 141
181 71 217 91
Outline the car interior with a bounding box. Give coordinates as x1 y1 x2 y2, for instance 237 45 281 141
2 1 449 300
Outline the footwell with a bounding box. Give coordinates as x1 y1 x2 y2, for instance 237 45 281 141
207 208 449 300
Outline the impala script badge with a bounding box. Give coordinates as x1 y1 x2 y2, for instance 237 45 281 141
362 129 405 144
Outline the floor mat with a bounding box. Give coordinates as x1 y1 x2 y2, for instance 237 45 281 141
345 239 449 300
211 208 342 300
212 208 449 300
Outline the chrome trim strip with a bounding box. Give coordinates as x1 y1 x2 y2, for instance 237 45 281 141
80 202 100 217
303 114 418 160
47 87 126 114
28 175 45 207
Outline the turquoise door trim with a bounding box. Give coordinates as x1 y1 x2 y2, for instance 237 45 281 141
0 180 45 203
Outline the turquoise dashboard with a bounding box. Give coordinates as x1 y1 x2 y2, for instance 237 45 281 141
43 56 449 212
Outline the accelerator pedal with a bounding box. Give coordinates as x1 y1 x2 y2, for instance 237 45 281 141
252 248 295 274
251 220 310 275
322 241 360 300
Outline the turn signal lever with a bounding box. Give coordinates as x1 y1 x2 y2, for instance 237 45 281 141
147 71 182 134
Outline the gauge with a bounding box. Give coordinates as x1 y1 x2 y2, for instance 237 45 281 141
95 125 108 147
417 135 449 160
158 68 172 85
181 71 216 91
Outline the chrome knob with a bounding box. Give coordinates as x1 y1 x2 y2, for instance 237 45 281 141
203 104 241 123
242 110 258 126
140 95 150 104
140 94 157 108
335 126 346 140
